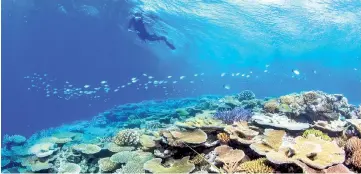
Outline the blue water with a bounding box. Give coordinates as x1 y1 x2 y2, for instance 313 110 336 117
2 0 361 137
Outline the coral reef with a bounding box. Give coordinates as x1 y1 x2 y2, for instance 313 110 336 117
1 90 360 173
214 107 252 124
143 156 195 173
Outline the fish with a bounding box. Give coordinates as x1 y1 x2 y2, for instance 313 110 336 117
236 73 240 76
194 74 198 77
223 84 231 90
190 81 194 83
221 73 226 77
292 69 300 75
100 81 107 84
84 85 90 88
143 73 147 76
180 76 186 80
167 76 172 78
264 70 268 73
148 76 154 79
173 81 178 84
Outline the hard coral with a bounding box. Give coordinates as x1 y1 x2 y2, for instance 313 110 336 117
58 163 81 174
351 149 361 169
250 129 285 156
170 129 207 144
214 145 245 164
175 110 225 131
263 100 279 113
225 121 259 145
29 142 58 158
214 107 252 124
302 129 331 141
113 129 140 146
143 156 195 174
345 136 361 153
237 90 256 101
72 144 101 155
217 133 230 144
237 158 274 173
98 157 118 172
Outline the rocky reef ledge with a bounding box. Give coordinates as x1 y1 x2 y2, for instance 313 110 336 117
2 90 361 173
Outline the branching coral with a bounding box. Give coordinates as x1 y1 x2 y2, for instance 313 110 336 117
345 136 361 153
302 129 331 141
237 90 256 101
214 107 252 124
143 156 195 174
351 149 361 169
217 133 230 144
113 129 140 146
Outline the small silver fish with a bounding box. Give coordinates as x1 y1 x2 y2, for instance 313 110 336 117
223 84 231 90
292 69 300 75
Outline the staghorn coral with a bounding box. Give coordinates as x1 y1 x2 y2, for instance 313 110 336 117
237 90 256 101
217 133 230 144
224 121 259 145
351 149 361 169
169 129 207 144
302 129 331 141
214 107 252 124
98 157 118 172
72 144 101 155
263 100 279 113
143 156 195 174
237 158 274 173
58 163 81 174
113 129 140 146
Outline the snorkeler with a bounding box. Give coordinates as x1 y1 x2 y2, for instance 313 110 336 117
128 12 176 50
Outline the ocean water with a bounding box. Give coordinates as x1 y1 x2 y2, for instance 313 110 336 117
1 0 361 173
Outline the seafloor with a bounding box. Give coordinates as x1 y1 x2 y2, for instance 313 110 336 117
2 90 361 173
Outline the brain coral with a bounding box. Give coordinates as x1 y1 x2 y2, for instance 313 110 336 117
113 129 140 146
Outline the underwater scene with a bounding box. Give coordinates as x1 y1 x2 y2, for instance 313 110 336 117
1 0 361 173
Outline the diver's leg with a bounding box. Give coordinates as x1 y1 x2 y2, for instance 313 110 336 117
148 34 175 50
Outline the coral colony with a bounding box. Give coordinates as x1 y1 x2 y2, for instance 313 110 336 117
2 90 361 173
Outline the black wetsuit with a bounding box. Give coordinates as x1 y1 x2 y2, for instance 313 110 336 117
128 17 175 50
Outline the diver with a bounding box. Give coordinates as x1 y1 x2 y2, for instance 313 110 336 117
128 12 176 50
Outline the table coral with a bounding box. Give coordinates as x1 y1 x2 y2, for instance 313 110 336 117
72 144 101 155
175 110 225 131
143 156 195 174
106 143 135 153
29 142 58 158
170 129 207 144
58 163 81 174
225 121 259 145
